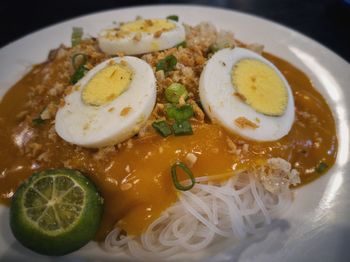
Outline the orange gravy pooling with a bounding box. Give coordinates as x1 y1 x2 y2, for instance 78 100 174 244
0 52 337 239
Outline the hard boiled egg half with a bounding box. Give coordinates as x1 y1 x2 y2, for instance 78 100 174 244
199 47 295 141
55 56 156 148
98 18 185 55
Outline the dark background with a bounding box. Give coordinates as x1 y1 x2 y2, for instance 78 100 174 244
0 0 349 62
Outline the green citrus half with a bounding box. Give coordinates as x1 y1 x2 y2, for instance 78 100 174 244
10 169 103 256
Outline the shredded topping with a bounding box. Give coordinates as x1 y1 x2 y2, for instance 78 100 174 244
234 117 259 129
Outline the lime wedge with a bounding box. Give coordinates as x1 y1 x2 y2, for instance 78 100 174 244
10 169 103 256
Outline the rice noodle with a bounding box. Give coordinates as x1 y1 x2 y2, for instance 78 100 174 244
104 158 297 260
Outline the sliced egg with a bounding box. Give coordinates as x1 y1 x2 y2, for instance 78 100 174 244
55 56 156 148
199 47 295 141
98 19 185 55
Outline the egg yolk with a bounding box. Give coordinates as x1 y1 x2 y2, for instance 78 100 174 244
120 19 175 34
82 63 132 106
232 59 288 116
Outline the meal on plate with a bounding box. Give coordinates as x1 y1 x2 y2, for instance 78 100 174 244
0 15 337 259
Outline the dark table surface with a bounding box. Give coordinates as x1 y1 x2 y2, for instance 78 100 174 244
0 0 349 63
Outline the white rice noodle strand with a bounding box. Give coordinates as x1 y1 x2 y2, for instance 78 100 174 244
104 158 297 260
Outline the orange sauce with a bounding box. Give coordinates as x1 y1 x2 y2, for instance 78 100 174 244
0 52 337 240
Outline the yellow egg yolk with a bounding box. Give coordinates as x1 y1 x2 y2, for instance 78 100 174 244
120 19 175 34
232 59 288 116
82 63 132 106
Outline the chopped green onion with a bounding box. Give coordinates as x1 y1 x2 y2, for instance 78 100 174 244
156 55 177 73
70 66 88 84
171 162 195 191
315 162 328 174
166 104 193 123
32 117 45 126
165 83 188 104
166 15 179 22
70 53 88 84
173 120 193 136
71 27 83 47
176 41 187 48
71 53 87 70
152 120 172 137
208 44 219 54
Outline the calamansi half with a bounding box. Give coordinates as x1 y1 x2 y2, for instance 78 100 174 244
10 169 103 256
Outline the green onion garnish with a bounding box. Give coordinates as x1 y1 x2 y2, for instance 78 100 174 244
315 162 328 174
166 104 193 123
166 15 179 22
32 117 45 126
70 66 88 84
208 44 219 54
152 120 172 137
70 53 88 84
176 41 187 48
173 120 193 136
72 53 87 70
171 162 195 191
165 83 188 104
156 55 177 73
71 27 83 47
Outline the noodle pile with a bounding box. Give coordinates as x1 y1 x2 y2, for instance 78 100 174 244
104 158 298 260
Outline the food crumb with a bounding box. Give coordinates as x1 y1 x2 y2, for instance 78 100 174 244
108 60 116 66
120 107 132 116
120 183 132 191
133 32 142 42
185 153 197 168
37 151 50 162
242 144 249 153
126 139 133 149
226 137 237 154
234 117 259 129
154 31 162 38
59 99 65 108
144 151 152 159
212 148 219 154
115 52 125 57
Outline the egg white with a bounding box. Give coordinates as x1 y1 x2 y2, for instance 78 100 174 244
55 56 156 148
98 20 185 55
199 47 295 141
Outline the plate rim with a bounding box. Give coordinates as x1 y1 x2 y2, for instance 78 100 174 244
0 4 349 65
0 4 349 262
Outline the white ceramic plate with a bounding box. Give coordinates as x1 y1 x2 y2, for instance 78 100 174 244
0 5 349 262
